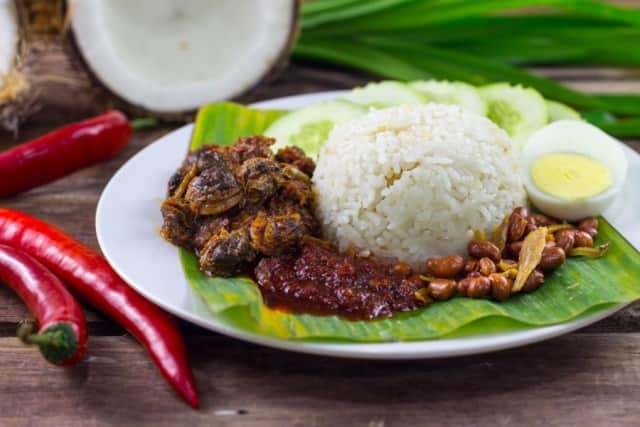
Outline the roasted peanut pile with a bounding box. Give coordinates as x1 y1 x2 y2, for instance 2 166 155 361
412 207 607 306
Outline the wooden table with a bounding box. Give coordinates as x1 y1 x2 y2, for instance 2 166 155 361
1 64 640 427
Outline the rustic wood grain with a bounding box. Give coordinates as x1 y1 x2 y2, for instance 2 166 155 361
1 333 640 427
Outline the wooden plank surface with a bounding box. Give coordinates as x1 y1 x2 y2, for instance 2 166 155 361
1 63 640 426
1 333 640 427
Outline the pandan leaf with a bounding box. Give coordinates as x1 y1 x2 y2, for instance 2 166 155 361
294 41 429 81
302 0 640 34
180 102 640 342
585 114 640 137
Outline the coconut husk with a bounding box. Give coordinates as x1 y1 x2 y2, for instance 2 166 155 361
0 0 114 133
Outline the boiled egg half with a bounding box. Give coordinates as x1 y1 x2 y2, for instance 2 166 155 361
521 120 628 221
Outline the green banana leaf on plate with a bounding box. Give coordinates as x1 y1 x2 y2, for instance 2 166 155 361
180 102 640 342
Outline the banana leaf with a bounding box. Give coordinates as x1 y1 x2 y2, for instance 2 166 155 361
180 102 640 342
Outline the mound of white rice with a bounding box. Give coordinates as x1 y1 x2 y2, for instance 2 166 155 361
312 103 526 267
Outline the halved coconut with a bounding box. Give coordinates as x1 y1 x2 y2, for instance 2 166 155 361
71 0 299 114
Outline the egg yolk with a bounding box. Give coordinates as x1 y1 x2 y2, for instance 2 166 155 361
531 153 612 200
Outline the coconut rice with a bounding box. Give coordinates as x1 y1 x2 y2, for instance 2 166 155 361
312 103 526 267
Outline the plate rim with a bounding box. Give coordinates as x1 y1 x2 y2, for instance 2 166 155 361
96 91 634 359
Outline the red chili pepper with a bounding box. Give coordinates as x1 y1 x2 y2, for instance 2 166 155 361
0 111 132 198
0 244 87 365
0 209 199 408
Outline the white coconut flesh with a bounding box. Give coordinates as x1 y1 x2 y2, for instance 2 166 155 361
71 0 297 113
0 0 18 92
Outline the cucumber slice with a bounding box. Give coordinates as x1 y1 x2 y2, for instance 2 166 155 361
340 81 427 108
546 100 581 121
265 99 366 159
409 80 486 115
479 83 548 142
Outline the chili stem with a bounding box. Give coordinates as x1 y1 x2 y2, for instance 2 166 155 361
17 320 68 348
16 320 37 344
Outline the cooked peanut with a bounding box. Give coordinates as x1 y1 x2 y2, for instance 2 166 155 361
578 217 599 239
522 270 545 292
457 277 472 296
574 230 594 248
532 214 557 226
489 273 511 301
414 288 433 304
464 259 479 275
427 279 457 301
392 262 413 276
466 276 492 298
507 213 528 242
425 255 464 278
507 241 523 258
467 240 501 262
555 229 575 253
478 257 496 276
525 216 537 234
539 246 566 271
513 206 529 218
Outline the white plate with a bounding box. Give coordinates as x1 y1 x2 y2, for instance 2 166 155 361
96 91 640 359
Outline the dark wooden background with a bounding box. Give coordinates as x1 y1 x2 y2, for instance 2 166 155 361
1 63 640 427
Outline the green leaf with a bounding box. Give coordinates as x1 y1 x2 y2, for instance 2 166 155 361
443 35 640 67
181 102 640 342
302 0 640 34
294 41 430 81
303 19 640 66
584 112 640 137
302 0 365 15
363 16 626 44
191 102 286 146
301 0 417 29
594 95 640 116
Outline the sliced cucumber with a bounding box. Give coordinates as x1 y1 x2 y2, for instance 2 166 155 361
546 100 581 121
409 80 486 115
340 81 427 108
479 83 548 143
265 99 367 159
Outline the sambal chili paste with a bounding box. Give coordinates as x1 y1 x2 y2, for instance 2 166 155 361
254 238 427 320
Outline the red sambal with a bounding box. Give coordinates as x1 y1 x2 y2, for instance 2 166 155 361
254 238 427 320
